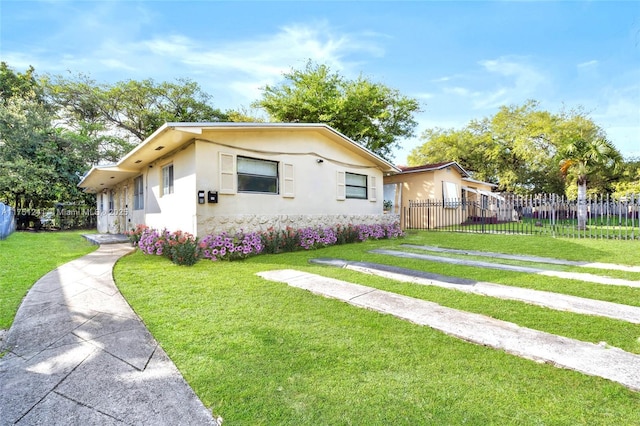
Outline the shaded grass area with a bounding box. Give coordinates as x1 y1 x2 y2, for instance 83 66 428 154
0 231 97 329
441 218 640 240
114 232 640 424
402 230 640 265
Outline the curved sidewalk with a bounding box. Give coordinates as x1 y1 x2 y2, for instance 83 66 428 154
0 243 218 425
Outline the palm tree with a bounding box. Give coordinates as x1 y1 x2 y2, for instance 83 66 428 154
560 137 621 230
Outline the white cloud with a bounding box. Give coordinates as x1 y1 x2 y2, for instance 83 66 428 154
591 87 640 157
428 56 550 113
69 20 383 107
443 86 472 97
477 57 547 104
431 76 452 83
577 60 599 68
414 92 434 100
99 59 137 72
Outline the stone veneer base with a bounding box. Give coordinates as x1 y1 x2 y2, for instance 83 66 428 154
198 213 400 237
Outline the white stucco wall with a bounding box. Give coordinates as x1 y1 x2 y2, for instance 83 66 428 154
144 143 198 235
92 127 395 237
192 130 387 236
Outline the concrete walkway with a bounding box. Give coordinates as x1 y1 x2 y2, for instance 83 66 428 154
401 244 640 273
371 249 640 288
0 243 218 425
309 258 640 324
257 269 640 392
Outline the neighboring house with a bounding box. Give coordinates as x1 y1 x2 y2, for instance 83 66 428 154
78 122 400 236
383 161 503 229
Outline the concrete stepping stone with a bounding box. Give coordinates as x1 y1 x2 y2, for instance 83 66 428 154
257 269 640 392
401 244 640 272
371 249 640 288
309 258 640 324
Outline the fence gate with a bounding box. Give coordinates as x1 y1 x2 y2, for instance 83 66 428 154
404 193 640 240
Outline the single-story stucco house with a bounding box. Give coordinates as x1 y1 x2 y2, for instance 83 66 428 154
78 122 401 236
383 161 503 229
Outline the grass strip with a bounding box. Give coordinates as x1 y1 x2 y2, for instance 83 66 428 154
0 231 96 329
114 233 640 424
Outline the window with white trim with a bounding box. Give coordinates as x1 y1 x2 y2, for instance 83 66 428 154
346 172 367 199
443 181 459 208
162 164 174 196
108 190 114 213
133 176 144 210
237 156 279 194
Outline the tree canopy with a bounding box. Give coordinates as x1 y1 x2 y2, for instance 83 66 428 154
254 61 421 161
408 100 625 196
0 64 231 209
1 61 636 212
45 74 229 143
0 65 90 208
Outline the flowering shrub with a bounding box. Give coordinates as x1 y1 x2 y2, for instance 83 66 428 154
200 230 263 261
299 226 337 250
165 230 199 266
357 223 386 241
382 222 404 238
125 224 149 246
137 228 199 265
260 226 299 254
138 228 167 256
133 221 402 265
334 224 360 245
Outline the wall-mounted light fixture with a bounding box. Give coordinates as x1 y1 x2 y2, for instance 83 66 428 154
197 190 205 204
316 159 324 164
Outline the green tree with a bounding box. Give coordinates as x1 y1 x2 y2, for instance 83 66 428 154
44 73 132 164
226 106 266 123
409 100 596 195
0 62 42 102
1 65 99 210
0 90 58 208
408 126 501 185
612 157 640 196
46 74 229 143
559 115 622 229
255 61 420 160
2 64 234 212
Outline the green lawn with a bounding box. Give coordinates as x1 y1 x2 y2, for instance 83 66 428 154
113 231 640 424
440 217 640 240
0 231 97 329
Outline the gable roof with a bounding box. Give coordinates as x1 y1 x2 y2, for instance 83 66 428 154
395 161 470 177
78 122 400 193
462 176 498 188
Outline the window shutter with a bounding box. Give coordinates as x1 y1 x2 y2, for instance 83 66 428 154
336 171 346 200
219 152 236 194
368 175 377 201
283 163 294 198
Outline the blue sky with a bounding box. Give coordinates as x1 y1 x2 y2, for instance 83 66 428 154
2 1 639 163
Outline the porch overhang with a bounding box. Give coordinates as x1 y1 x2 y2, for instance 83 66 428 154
78 165 140 193
478 189 505 201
